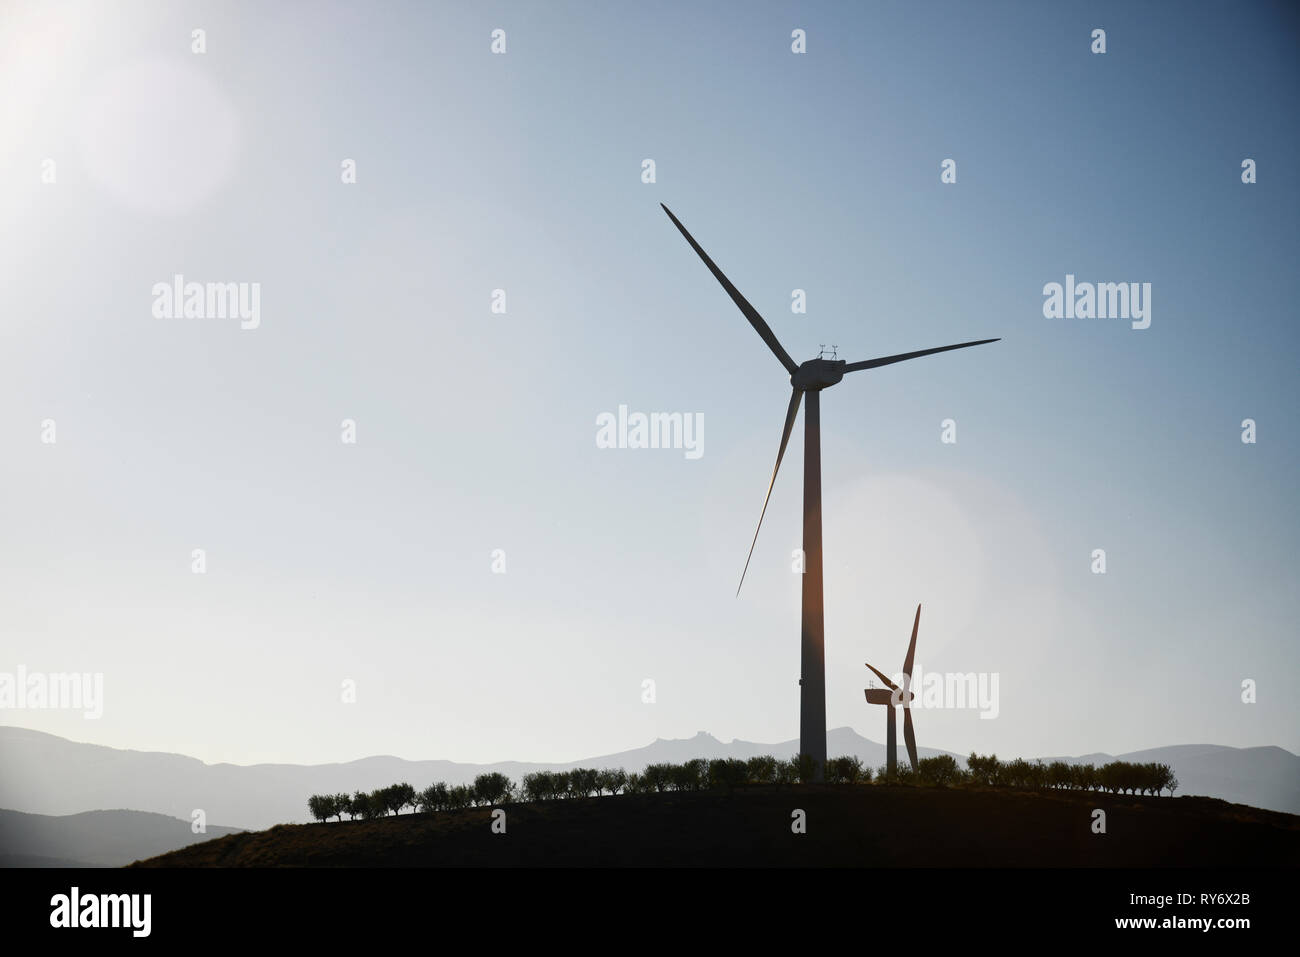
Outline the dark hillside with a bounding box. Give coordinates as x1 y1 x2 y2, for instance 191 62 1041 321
133 785 1300 867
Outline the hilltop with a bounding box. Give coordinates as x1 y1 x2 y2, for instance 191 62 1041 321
133 784 1300 868
0 808 244 868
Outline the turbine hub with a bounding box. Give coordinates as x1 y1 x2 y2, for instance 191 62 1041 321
791 358 846 391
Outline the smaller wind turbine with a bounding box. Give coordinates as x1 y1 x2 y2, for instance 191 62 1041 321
864 604 922 776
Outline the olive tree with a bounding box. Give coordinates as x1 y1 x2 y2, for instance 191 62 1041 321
916 755 961 787
829 756 865 785
746 755 778 785
597 768 628 795
308 794 332 823
473 772 513 806
642 763 672 793
417 783 449 813
561 768 594 798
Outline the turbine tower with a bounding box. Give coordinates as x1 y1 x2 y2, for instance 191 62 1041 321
864 604 923 776
661 204 998 782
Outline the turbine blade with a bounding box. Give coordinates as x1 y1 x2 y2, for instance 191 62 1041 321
864 660 899 693
843 338 1000 373
660 204 798 375
903 604 920 677
737 389 802 595
903 706 918 772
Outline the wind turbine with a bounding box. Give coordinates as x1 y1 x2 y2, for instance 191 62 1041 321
660 204 997 782
864 604 922 776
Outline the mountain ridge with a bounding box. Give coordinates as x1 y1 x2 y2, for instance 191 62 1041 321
2 725 1295 833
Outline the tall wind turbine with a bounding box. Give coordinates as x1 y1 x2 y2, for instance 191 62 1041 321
661 204 997 781
865 604 923 776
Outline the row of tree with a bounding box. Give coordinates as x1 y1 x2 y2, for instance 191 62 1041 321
523 754 874 797
308 773 515 822
306 755 867 820
965 753 1179 795
306 753 1180 821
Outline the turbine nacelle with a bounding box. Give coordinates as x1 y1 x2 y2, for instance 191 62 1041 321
864 687 914 706
791 358 847 392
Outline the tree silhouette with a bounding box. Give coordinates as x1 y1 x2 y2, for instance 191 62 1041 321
746 755 778 785
829 755 865 785
473 772 512 806
708 758 749 793
331 792 350 821
416 783 449 813
383 783 415 815
917 755 961 787
521 771 550 802
966 752 1000 786
597 768 628 795
642 763 672 793
307 794 331 823
567 768 599 798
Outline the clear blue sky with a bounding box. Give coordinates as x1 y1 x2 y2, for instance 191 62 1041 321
1 0 1296 764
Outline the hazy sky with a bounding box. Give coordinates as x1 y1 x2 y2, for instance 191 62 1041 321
1 0 1296 766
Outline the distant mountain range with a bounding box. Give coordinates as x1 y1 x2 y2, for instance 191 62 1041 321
0 808 244 867
1 726 1296 841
